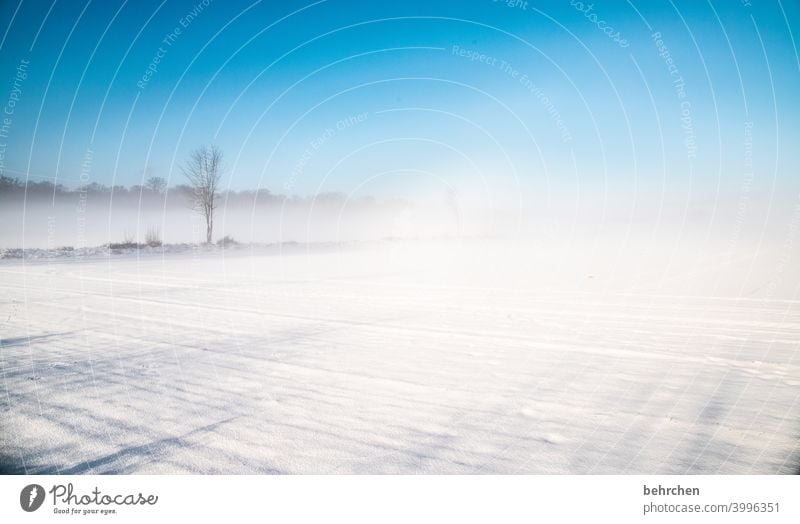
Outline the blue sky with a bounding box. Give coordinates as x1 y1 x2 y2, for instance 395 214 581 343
0 0 797 200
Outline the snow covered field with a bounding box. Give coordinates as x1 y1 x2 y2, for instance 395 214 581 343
1 240 798 474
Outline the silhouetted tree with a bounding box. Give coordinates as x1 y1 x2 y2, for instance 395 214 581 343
0 175 21 191
145 176 167 194
181 145 222 243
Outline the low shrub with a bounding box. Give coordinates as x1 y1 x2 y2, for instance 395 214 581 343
145 226 162 247
216 235 237 248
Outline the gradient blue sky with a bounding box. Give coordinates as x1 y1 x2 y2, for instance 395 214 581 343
0 0 798 199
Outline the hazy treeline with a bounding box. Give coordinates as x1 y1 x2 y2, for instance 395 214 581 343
0 175 470 248
0 175 385 210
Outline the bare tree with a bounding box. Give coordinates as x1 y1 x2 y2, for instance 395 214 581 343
144 176 167 194
181 145 222 243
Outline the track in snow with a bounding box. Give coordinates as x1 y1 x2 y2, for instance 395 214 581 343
1 241 798 474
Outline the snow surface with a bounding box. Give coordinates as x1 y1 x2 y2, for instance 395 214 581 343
1 239 798 474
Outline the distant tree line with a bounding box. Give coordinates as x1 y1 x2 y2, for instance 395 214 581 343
2 146 412 245
0 174 380 210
